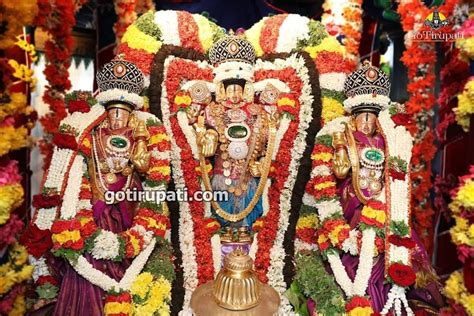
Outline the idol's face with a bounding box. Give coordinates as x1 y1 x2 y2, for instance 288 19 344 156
226 84 243 104
107 106 130 130
355 112 377 136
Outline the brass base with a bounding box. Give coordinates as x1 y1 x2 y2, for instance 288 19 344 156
190 281 280 316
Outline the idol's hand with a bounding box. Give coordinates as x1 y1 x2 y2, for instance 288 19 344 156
199 129 218 157
333 148 350 179
132 142 151 173
249 160 262 177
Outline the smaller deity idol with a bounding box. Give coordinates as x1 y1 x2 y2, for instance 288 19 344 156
324 61 443 314
189 35 280 243
25 60 171 315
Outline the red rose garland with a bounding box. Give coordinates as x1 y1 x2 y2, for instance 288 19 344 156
165 58 215 283
35 0 87 167
253 66 302 281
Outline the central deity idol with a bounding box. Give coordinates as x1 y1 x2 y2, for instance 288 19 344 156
186 35 281 243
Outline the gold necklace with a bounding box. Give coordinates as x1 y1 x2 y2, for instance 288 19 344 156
199 120 277 222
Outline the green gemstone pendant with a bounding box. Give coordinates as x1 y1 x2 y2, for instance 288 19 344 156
110 137 127 148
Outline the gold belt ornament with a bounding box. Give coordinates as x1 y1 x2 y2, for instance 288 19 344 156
198 120 277 223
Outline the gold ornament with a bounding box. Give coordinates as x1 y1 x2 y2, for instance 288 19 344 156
190 249 280 315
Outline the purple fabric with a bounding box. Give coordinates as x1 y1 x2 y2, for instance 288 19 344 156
93 175 133 227
53 203 133 316
332 130 443 313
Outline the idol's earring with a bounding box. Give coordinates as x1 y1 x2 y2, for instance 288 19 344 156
216 81 226 103
243 82 254 103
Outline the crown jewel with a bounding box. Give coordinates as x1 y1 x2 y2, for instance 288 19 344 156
96 60 144 96
343 60 391 114
209 34 256 65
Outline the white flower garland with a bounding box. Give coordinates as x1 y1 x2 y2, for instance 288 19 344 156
34 207 57 230
254 54 313 314
90 230 121 260
210 234 222 277
213 61 254 83
154 10 181 46
59 155 84 220
275 14 310 53
70 238 157 292
319 72 347 92
161 56 199 308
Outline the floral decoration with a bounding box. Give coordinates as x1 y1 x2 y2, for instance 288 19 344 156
35 0 87 167
398 0 458 252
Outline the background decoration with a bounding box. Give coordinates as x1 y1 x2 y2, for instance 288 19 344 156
34 0 87 168
0 35 37 316
441 165 474 315
0 1 38 49
397 0 458 252
114 0 138 47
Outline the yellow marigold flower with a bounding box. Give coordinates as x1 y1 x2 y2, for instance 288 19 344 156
311 152 332 162
328 225 344 245
456 180 474 209
122 25 162 54
149 166 171 176
131 272 154 299
104 302 132 315
348 306 373 316
150 133 170 144
445 271 466 301
9 294 26 316
317 234 328 244
8 60 34 83
193 14 214 52
277 97 296 107
52 230 81 245
314 181 335 191
245 19 266 57
454 80 474 132
322 97 345 123
304 37 346 59
0 183 24 225
0 126 28 157
296 214 319 229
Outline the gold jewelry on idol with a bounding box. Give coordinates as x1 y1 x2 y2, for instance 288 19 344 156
197 116 277 222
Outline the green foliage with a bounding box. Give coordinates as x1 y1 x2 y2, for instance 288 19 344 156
293 252 345 315
143 237 176 283
36 283 59 300
388 156 408 173
139 200 163 213
297 20 328 49
144 179 167 189
390 220 410 237
145 117 161 127
299 204 317 217
315 134 333 147
284 282 310 316
135 11 162 39
321 89 346 103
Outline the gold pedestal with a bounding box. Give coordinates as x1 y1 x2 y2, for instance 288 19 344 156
190 281 280 316
190 249 280 315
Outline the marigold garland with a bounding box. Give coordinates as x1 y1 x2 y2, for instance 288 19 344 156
114 0 138 46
